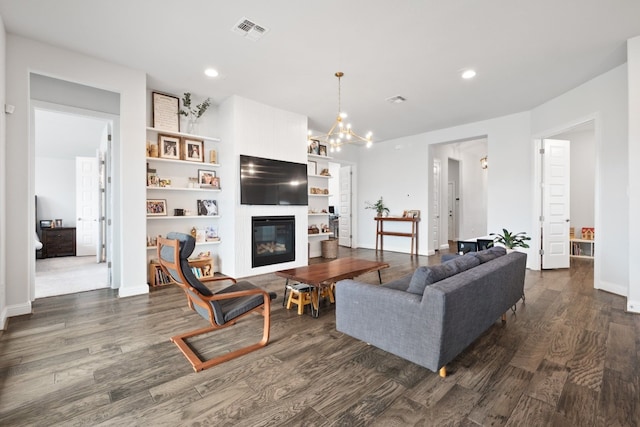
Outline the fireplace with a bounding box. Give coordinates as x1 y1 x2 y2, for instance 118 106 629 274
252 216 295 268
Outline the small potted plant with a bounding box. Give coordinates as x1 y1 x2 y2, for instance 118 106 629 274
490 229 531 251
365 197 390 217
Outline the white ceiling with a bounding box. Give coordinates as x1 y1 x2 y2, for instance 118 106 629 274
2 1 640 143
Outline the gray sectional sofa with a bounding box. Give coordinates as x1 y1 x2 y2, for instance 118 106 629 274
335 247 527 376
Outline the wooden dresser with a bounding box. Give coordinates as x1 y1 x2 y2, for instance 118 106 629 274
41 227 76 258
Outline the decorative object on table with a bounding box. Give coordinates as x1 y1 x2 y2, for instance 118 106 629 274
307 72 373 152
149 143 159 158
365 196 390 217
308 224 320 234
581 227 594 240
489 229 531 249
174 209 185 216
179 92 212 134
209 149 218 164
146 199 167 216
158 134 180 159
197 199 218 216
152 92 180 132
320 168 331 176
40 219 52 229
182 138 204 162
407 209 420 218
159 178 172 188
55 219 63 228
198 169 216 187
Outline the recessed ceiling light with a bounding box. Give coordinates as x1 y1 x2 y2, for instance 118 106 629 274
204 68 219 78
462 69 476 79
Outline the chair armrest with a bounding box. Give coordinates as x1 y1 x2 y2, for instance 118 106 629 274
201 286 270 302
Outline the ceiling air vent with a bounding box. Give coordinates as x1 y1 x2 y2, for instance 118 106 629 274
386 95 407 104
232 17 269 41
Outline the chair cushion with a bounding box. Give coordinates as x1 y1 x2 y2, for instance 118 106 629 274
407 260 461 295
212 281 277 325
474 246 507 263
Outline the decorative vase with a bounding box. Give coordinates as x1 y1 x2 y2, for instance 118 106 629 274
187 116 198 134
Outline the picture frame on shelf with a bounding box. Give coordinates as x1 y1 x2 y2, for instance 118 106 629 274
197 199 218 216
308 139 319 155
158 134 180 159
205 225 219 242
307 160 317 175
147 199 167 216
198 169 216 187
182 138 204 162
152 92 180 132
318 144 328 156
147 172 159 187
211 176 221 189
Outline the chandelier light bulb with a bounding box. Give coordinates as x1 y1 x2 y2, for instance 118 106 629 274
462 69 477 79
340 112 348 119
366 141 373 148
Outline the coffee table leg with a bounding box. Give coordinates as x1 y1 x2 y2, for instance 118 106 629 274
378 270 383 284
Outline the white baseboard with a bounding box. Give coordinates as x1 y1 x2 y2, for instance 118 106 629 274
118 284 149 298
1 307 7 331
439 243 451 251
627 299 640 314
4 301 33 321
594 280 627 297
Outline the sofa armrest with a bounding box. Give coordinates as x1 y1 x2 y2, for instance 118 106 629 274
335 279 444 372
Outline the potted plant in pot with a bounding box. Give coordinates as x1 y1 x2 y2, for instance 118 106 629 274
365 197 390 217
490 229 531 251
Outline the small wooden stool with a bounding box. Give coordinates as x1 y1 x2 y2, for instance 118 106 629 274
286 283 314 315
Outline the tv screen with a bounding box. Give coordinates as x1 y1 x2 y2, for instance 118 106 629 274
240 155 309 205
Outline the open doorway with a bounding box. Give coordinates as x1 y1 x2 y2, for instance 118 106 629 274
431 138 488 252
539 121 595 270
34 107 111 298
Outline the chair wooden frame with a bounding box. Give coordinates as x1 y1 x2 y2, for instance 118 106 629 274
157 236 272 372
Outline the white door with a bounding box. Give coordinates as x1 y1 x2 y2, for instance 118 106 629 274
542 139 570 269
76 156 99 257
432 159 441 250
338 165 352 247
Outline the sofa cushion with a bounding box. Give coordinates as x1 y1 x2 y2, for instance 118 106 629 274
474 246 507 263
407 260 460 295
450 253 481 272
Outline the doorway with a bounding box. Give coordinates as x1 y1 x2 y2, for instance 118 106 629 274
539 121 595 270
34 107 111 298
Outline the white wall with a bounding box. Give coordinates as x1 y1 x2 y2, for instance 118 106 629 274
35 157 75 226
530 64 628 295
219 96 309 278
628 36 640 312
4 35 147 317
0 15 7 327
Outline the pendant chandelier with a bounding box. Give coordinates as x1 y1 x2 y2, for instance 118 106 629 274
308 72 373 152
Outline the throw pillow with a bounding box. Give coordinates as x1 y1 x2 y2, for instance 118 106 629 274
407 260 460 295
474 246 507 263
450 253 481 272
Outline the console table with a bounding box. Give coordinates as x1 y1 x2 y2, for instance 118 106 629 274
375 216 420 256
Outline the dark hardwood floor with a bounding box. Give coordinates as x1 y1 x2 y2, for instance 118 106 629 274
1 247 638 426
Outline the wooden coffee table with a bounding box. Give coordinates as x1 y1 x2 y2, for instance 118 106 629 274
276 257 389 317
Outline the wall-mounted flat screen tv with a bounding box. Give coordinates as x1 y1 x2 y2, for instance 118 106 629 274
240 155 309 205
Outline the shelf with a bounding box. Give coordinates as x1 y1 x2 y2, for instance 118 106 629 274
146 157 220 167
147 240 220 250
309 193 331 197
147 215 220 220
146 127 220 142
146 186 221 192
308 213 329 216
308 232 333 237
308 174 331 179
307 153 333 160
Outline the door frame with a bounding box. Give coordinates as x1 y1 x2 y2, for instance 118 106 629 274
30 100 117 299
531 114 601 286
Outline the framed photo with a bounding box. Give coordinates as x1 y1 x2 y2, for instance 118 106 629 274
211 176 221 189
318 144 327 156
407 210 421 219
146 199 167 216
198 169 216 187
147 172 159 187
182 138 204 162
307 160 317 175
197 199 218 216
308 139 319 155
40 219 52 229
158 134 180 159
152 92 180 132
55 219 63 228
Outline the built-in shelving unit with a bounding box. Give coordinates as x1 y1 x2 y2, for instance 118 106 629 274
570 238 594 259
146 126 222 281
307 152 333 257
